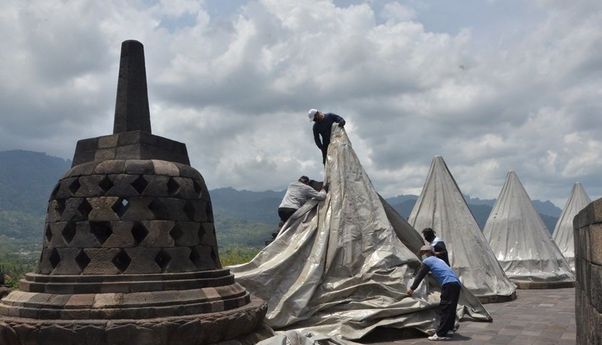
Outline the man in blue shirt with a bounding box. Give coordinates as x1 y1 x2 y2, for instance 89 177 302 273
407 245 461 341
308 109 346 164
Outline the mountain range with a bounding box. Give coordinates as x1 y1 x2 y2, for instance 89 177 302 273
0 150 564 250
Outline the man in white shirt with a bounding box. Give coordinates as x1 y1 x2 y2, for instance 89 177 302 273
278 176 327 223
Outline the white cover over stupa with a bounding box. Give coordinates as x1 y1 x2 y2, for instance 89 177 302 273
230 127 490 341
408 156 516 302
483 171 574 287
553 182 591 270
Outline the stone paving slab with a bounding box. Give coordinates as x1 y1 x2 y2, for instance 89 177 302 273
364 288 575 345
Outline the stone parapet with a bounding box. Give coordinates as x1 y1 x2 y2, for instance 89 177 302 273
573 198 602 345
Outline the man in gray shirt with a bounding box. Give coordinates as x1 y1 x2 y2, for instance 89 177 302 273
278 176 327 223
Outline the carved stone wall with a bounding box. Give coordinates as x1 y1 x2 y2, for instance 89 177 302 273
573 198 602 345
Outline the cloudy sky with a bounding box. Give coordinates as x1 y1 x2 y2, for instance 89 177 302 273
1 0 601 205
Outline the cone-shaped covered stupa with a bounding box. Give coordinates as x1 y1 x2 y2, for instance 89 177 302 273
409 156 516 303
483 171 574 288
553 182 591 271
0 40 267 345
229 127 491 341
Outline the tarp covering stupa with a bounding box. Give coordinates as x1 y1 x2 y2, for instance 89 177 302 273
553 182 591 270
229 126 490 342
408 156 516 301
483 171 574 286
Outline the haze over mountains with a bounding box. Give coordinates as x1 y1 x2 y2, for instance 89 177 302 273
0 150 563 249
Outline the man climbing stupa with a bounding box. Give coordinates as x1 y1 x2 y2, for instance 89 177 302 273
308 109 345 164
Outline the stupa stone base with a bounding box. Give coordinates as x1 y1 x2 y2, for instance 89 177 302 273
0 296 266 345
477 291 517 304
513 280 575 289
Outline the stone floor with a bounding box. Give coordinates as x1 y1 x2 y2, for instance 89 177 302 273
365 288 576 345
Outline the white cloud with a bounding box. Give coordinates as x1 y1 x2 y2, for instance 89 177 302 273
0 0 602 206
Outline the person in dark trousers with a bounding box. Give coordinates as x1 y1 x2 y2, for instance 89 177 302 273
407 245 461 341
308 109 345 164
278 176 327 224
422 228 450 266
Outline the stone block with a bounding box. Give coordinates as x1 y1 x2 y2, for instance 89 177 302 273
141 220 175 247
61 198 90 222
117 131 142 145
95 148 116 161
103 221 136 248
590 224 602 266
105 174 140 196
173 222 200 246
115 144 140 159
76 175 105 197
591 263 602 314
163 247 196 272
69 161 98 177
192 245 218 270
82 248 122 275
124 247 161 274
46 201 62 223
65 294 95 308
54 177 77 199
98 134 119 149
121 197 155 221
68 222 102 247
575 203 593 230
47 222 69 247
88 197 120 221
73 138 99 165
94 160 126 174
142 175 170 196
53 248 84 275
106 323 156 345
162 198 189 220
125 160 154 175
172 177 196 199
199 223 217 246
152 160 180 176
37 249 54 275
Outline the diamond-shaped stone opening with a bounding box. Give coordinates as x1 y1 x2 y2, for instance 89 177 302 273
131 222 148 245
50 183 60 200
112 198 129 217
45 224 52 242
169 224 183 241
192 180 202 196
75 250 91 271
155 250 171 272
112 250 131 273
183 201 196 221
68 178 81 194
99 175 114 192
77 199 92 218
131 175 148 194
189 246 201 266
49 248 60 268
167 177 180 196
90 221 112 245
62 222 77 243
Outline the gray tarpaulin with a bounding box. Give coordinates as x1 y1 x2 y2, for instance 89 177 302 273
483 171 574 284
553 182 591 270
408 156 516 301
229 127 490 342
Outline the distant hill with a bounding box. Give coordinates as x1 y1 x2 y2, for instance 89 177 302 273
0 150 71 215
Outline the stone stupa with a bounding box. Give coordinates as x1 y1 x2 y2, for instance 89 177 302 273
0 40 266 345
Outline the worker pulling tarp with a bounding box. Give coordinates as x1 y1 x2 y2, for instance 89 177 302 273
408 156 516 303
553 182 591 271
230 126 490 342
483 171 574 288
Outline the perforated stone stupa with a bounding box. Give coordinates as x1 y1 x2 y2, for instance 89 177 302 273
0 40 266 345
